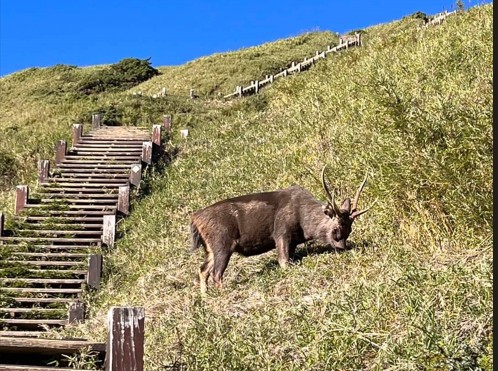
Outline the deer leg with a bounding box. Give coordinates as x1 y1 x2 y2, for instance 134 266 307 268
199 247 214 294
276 237 291 268
212 251 232 290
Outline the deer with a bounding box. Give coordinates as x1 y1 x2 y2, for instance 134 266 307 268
190 166 371 293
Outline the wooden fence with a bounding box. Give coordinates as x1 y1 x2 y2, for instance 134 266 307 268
0 114 171 369
223 32 363 99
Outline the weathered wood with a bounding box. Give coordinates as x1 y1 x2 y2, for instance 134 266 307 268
0 336 106 354
152 124 161 154
72 124 83 148
0 212 3 237
102 214 116 247
87 254 103 289
37 160 50 184
129 163 142 187
92 113 102 129
68 301 86 324
141 141 152 165
118 185 130 215
106 307 145 371
55 140 67 165
163 114 171 132
15 185 28 215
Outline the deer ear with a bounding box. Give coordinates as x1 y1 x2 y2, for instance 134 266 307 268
341 198 351 212
322 204 336 218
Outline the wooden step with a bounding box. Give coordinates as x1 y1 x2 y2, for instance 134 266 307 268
37 187 118 194
38 182 128 187
0 245 97 252
20 210 114 216
0 336 106 354
51 173 130 179
58 163 136 168
27 204 117 210
2 260 87 267
11 297 78 304
0 331 45 337
21 216 104 222
0 278 85 284
13 230 102 236
0 237 101 243
11 252 89 259
58 168 131 173
0 287 82 294
16 223 103 229
34 193 118 199
0 308 66 313
0 319 67 325
0 365 97 371
46 177 129 183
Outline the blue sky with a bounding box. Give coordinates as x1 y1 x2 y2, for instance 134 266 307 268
0 0 489 76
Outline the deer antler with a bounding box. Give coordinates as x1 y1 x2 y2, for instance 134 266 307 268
321 166 341 215
350 172 370 220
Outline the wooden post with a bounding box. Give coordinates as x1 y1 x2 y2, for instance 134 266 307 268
38 160 50 184
161 87 166 96
152 124 161 146
141 142 152 165
55 140 67 165
0 212 4 237
68 302 86 324
102 214 116 247
87 254 103 289
236 86 242 97
180 129 189 138
15 185 28 215
129 164 142 187
92 114 102 129
297 63 301 72
283 70 288 77
163 115 171 132
105 307 145 371
72 124 83 148
254 80 259 94
118 186 130 215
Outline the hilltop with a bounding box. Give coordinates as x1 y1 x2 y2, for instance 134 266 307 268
0 4 493 370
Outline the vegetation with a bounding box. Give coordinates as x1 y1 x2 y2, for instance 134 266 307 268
0 3 492 370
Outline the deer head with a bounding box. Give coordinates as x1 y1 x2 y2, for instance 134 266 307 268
320 166 371 249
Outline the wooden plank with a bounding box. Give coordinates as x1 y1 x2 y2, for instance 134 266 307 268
106 307 145 371
0 336 105 354
129 163 142 187
68 301 85 324
92 113 102 129
12 298 77 304
102 215 116 247
0 212 3 237
141 141 152 165
163 114 171 132
0 278 85 284
87 254 103 289
0 288 82 294
0 365 96 371
2 259 90 265
152 125 161 146
15 185 28 215
118 186 130 215
38 160 50 184
55 140 67 165
72 124 83 148
0 319 67 325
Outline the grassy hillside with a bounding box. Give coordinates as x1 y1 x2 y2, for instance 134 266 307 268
0 4 493 370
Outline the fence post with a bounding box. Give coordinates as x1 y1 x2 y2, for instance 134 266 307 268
0 212 4 236
269 75 274 83
92 114 102 129
38 160 50 184
105 307 145 371
87 254 103 289
254 80 259 94
55 140 67 165
118 185 130 215
163 114 171 133
180 129 189 138
152 124 161 156
15 185 28 215
102 214 116 247
72 124 83 148
161 87 167 96
129 164 142 187
68 302 86 324
141 142 152 165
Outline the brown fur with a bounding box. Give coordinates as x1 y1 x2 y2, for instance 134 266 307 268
190 185 364 293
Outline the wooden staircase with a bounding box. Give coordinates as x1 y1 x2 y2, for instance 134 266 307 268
0 122 160 342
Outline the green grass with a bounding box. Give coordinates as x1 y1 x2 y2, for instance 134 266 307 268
0 4 492 370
